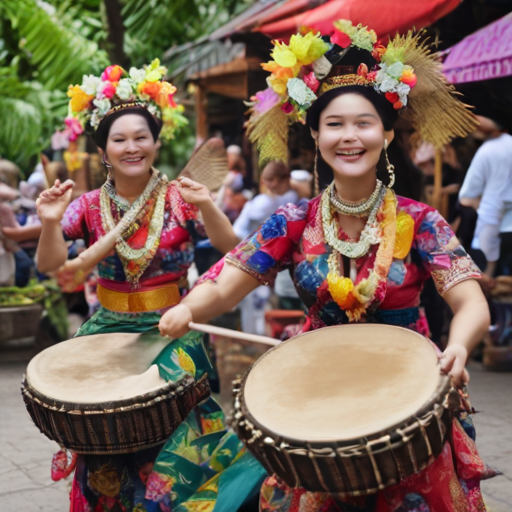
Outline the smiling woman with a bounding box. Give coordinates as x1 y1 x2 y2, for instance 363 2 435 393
158 20 497 512
32 61 251 512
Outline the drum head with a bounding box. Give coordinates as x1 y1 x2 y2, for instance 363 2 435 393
26 332 170 404
243 324 441 441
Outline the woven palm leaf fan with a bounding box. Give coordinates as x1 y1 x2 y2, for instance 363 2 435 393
178 137 229 192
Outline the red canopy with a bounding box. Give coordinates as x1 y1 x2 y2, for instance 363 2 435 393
255 0 461 41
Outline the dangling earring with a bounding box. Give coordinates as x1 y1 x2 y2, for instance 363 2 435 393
314 139 320 197
384 139 395 189
103 155 114 181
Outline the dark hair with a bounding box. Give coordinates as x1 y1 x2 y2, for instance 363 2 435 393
306 86 398 132
94 107 162 150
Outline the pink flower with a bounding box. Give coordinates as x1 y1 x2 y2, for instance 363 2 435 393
401 69 417 88
281 102 294 114
145 472 175 502
101 65 123 82
51 131 69 151
253 87 281 114
102 82 117 99
64 117 84 141
303 71 319 93
366 71 377 82
331 30 351 48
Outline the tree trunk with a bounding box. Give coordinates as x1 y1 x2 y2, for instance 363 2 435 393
103 0 130 69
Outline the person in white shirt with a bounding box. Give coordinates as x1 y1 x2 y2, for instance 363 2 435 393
459 116 512 277
233 162 299 334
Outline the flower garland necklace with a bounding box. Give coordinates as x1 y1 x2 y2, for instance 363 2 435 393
322 182 383 259
100 168 168 286
322 183 397 321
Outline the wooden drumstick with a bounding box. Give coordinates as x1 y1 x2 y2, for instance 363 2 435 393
188 322 279 346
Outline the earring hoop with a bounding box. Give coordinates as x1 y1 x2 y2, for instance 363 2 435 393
313 140 320 197
383 139 395 189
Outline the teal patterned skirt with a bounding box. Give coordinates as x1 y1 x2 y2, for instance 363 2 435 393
56 306 266 512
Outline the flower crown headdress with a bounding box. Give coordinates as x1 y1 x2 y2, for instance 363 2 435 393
246 20 477 165
65 59 187 142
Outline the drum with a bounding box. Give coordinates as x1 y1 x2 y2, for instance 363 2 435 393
232 324 459 496
22 332 210 455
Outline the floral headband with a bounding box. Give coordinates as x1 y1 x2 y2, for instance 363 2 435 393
65 59 187 142
246 20 477 165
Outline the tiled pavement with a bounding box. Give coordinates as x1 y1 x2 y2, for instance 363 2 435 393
0 354 510 511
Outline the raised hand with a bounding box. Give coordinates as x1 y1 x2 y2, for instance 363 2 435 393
176 177 211 206
36 179 75 223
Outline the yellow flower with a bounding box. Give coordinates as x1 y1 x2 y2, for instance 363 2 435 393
67 85 93 113
262 60 298 80
176 348 196 376
327 272 355 309
288 32 329 66
393 211 414 259
145 58 167 82
352 272 379 304
271 41 297 68
267 76 288 95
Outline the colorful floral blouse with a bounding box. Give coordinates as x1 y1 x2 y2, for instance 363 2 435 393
62 182 205 285
220 194 481 333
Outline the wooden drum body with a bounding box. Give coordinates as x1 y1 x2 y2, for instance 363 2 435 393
233 324 459 496
22 332 210 454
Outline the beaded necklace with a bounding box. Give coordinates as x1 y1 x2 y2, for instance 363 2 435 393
329 179 383 217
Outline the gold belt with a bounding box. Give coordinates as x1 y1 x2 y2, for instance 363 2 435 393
97 281 184 313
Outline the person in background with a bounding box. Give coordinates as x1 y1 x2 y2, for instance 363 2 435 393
290 169 313 200
459 115 512 277
233 161 299 333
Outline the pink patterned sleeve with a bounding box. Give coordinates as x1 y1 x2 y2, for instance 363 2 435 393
414 208 481 295
61 196 87 240
167 183 206 238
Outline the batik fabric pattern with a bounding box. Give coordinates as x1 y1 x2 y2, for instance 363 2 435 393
202 195 494 512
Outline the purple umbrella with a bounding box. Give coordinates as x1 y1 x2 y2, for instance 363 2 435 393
443 12 512 84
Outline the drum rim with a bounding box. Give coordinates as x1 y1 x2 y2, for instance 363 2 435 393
22 373 202 412
237 324 453 446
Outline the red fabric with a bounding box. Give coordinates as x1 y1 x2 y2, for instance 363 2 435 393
256 0 460 42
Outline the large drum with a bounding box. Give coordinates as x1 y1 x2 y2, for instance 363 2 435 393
22 331 210 454
233 324 459 496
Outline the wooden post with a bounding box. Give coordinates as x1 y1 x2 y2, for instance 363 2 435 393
433 148 445 216
194 85 208 147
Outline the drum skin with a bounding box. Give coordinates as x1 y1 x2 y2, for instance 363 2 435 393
232 324 459 496
21 332 211 454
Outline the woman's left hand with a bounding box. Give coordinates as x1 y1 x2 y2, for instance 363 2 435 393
440 344 470 388
176 177 211 207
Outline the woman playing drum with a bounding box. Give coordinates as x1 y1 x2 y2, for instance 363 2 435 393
160 23 495 511
35 61 253 511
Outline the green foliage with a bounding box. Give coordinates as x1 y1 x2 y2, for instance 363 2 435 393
0 68 67 171
2 0 109 90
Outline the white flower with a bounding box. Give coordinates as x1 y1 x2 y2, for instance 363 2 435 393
312 56 332 80
398 95 408 107
147 104 158 116
81 75 101 95
396 83 411 96
116 79 133 100
375 68 388 83
90 111 100 128
129 67 146 84
379 75 399 92
93 98 111 116
387 61 404 79
287 78 317 107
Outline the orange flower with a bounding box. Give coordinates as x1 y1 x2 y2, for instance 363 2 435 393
261 61 297 80
102 65 124 82
67 85 93 113
401 69 417 88
139 81 162 101
156 81 177 109
372 45 386 62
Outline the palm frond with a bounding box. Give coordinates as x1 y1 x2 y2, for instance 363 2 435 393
2 0 109 91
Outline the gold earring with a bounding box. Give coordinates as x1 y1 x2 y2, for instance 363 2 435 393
384 139 395 189
314 139 320 196
103 155 114 181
